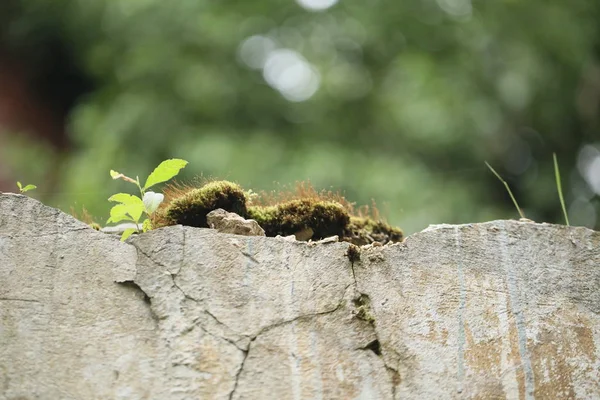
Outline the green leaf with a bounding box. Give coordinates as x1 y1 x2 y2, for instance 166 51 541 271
121 228 137 242
107 204 136 224
107 202 145 224
110 170 121 179
142 218 152 233
17 182 37 193
125 203 145 222
108 193 144 207
143 159 188 190
21 184 37 192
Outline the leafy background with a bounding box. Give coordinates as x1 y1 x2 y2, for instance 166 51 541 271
1 0 599 234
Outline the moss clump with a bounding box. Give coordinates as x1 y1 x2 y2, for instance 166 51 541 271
156 181 248 228
346 244 361 262
248 199 350 240
344 216 403 246
151 179 403 246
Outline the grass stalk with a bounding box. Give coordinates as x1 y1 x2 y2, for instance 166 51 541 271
485 161 525 219
553 153 570 226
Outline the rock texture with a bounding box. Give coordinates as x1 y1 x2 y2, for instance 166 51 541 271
206 208 265 237
1 193 599 399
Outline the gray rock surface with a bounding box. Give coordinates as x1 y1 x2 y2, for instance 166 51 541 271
1 193 599 399
206 208 265 237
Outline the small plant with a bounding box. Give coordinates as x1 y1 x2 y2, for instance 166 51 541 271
108 159 188 241
16 181 37 193
71 206 102 231
485 161 526 219
553 153 570 226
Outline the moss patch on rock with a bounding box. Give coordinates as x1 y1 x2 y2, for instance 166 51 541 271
344 216 404 246
153 179 404 245
248 199 350 239
154 181 248 228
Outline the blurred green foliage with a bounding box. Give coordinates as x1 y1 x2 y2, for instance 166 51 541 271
1 0 599 233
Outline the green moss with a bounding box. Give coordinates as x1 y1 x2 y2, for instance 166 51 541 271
159 181 248 228
353 294 375 324
344 216 403 246
152 180 403 245
248 199 350 240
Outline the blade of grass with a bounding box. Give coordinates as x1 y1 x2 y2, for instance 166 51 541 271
553 153 570 226
485 161 526 219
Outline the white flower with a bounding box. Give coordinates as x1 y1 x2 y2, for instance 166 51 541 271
143 191 164 214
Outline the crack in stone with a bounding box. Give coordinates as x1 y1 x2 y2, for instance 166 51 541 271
132 243 198 304
192 311 249 351
241 250 259 264
251 299 346 342
348 246 400 399
0 297 40 303
386 366 401 399
350 257 358 287
197 322 247 352
133 243 179 277
203 310 235 332
171 279 197 303
117 280 158 323
357 339 382 355
228 342 251 400
130 234 392 398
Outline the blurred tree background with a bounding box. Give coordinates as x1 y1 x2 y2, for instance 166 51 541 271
1 0 599 234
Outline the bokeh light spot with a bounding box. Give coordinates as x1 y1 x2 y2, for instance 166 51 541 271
577 144 600 195
436 0 472 18
238 35 277 70
497 71 531 110
296 0 339 12
263 49 320 102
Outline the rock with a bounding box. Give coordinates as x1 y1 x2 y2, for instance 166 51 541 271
101 222 139 235
206 208 265 236
307 235 339 246
1 193 600 399
0 193 167 399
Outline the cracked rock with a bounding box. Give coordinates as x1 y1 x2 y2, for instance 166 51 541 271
2 193 600 399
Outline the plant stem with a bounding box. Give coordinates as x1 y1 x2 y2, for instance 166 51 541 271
485 161 525 219
553 153 570 226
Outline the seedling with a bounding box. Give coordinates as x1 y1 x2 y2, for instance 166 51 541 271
108 158 188 241
16 182 37 193
485 161 526 219
553 153 570 226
